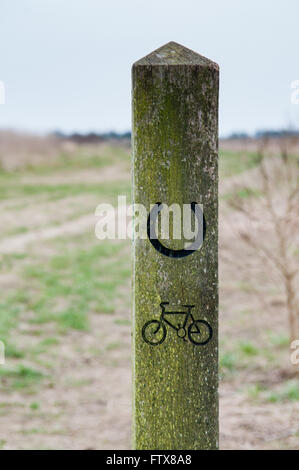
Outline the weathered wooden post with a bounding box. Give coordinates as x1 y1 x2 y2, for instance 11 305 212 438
132 42 219 450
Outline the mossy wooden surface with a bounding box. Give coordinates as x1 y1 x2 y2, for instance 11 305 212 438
132 42 219 450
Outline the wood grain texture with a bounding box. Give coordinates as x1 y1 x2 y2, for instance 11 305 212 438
132 42 219 450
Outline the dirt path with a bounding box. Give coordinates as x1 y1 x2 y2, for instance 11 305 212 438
18 165 129 186
0 209 129 255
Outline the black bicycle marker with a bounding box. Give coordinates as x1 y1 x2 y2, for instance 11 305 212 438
142 301 213 346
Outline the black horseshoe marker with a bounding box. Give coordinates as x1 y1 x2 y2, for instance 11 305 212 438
147 202 206 258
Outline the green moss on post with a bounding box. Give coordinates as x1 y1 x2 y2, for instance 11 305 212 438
132 42 219 450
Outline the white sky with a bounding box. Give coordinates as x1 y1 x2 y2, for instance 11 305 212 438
0 0 298 136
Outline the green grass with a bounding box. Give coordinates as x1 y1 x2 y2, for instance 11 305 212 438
0 145 132 399
0 239 130 364
222 187 263 201
265 380 299 403
220 352 237 374
220 337 268 378
0 149 258 203
0 145 130 204
114 318 130 326
58 309 88 331
4 342 25 359
4 226 29 237
268 333 289 348
29 402 40 411
0 146 130 176
219 150 262 178
29 338 60 356
0 148 261 202
238 341 259 357
64 378 93 388
0 365 44 390
105 341 124 351
0 176 131 387
20 240 130 332
246 383 265 400
0 295 26 341
0 180 130 202
235 281 255 292
0 402 25 409
39 337 59 347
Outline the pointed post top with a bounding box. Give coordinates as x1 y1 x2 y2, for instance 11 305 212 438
133 41 218 69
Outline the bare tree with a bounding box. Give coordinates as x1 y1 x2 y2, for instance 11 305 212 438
227 138 299 344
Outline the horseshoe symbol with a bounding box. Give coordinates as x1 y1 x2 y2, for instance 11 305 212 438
147 202 206 258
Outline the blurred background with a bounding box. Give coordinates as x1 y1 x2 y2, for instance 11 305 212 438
0 0 298 449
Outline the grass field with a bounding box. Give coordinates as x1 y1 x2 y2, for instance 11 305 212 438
0 135 298 449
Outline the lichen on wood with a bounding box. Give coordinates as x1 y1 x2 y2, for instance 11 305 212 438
132 41 219 450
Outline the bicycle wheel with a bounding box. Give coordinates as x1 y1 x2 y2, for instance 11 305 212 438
142 320 167 346
188 320 212 345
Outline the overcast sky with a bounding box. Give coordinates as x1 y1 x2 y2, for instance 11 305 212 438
0 0 298 136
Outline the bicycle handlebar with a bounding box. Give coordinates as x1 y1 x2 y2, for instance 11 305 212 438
160 302 195 309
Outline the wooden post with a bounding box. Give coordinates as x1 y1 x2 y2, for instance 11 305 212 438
132 42 219 450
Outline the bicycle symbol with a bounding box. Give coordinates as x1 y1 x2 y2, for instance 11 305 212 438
142 302 213 346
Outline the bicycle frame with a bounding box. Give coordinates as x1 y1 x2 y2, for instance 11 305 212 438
141 301 213 346
159 302 195 333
